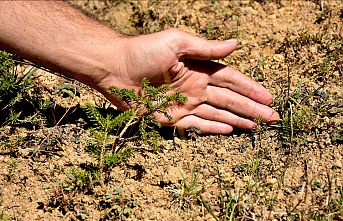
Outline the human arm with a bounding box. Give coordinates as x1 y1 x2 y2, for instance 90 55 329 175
0 1 124 87
0 1 280 134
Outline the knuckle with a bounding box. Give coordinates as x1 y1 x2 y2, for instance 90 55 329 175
166 28 184 42
164 28 187 57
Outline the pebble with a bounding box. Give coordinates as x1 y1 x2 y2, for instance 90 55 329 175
173 137 186 148
243 176 251 182
266 178 278 185
334 160 342 168
273 54 285 62
269 14 277 20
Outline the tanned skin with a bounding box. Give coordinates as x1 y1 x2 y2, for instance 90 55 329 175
0 1 279 134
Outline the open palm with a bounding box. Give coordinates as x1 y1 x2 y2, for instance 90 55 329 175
97 29 280 134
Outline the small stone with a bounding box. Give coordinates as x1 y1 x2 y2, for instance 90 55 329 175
269 14 277 19
243 176 250 182
235 179 244 188
240 0 250 5
18 148 30 157
219 169 226 175
333 160 342 168
323 116 330 124
273 54 285 62
261 47 274 56
173 137 186 148
173 137 181 145
309 46 317 53
329 107 343 115
266 178 278 185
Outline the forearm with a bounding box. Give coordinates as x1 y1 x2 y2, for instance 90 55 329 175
0 1 124 86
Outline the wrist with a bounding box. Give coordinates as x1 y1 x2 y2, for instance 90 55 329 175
57 33 127 90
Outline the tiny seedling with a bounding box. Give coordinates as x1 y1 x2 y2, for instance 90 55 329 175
5 159 18 181
99 187 139 220
82 78 187 186
170 169 204 211
169 167 220 220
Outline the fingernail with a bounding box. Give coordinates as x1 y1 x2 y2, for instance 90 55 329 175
251 122 258 130
268 111 280 124
225 39 237 43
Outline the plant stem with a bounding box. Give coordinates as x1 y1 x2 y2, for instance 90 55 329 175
115 113 137 153
99 129 107 187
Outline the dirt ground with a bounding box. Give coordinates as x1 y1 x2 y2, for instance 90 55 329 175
0 0 342 220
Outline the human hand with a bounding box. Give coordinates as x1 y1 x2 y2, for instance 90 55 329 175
0 2 278 134
91 29 280 134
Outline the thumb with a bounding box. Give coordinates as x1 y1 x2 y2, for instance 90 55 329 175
174 31 238 60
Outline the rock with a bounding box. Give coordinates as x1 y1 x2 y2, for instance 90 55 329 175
323 116 330 124
273 54 285 62
333 160 342 168
261 47 275 56
266 178 278 185
235 179 244 188
269 14 277 20
243 176 251 182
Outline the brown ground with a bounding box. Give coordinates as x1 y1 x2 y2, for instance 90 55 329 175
0 0 342 220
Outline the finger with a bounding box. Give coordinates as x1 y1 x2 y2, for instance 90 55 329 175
174 30 238 60
174 115 234 134
193 104 257 130
209 64 273 105
187 60 273 105
206 86 280 123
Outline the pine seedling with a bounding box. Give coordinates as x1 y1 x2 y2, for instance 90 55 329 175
83 78 187 186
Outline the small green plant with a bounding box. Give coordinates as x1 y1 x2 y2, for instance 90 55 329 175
5 159 19 181
0 51 54 127
107 78 186 146
0 127 22 155
66 167 99 192
0 51 14 72
218 190 241 221
46 184 88 219
99 187 139 220
54 82 78 98
0 211 7 221
82 78 186 186
249 56 267 82
169 167 221 220
274 77 320 149
306 185 343 220
171 169 204 211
